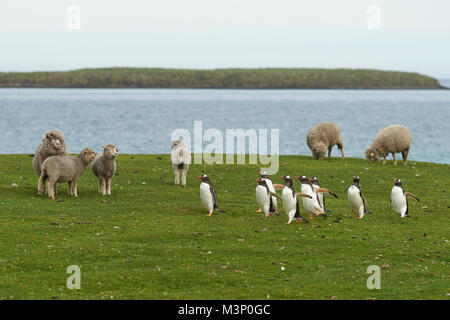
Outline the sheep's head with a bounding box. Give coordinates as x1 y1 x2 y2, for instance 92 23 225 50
171 140 183 150
45 130 63 150
102 144 119 159
311 142 327 160
80 148 96 163
365 148 379 162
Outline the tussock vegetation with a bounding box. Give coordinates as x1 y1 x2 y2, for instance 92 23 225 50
0 68 442 89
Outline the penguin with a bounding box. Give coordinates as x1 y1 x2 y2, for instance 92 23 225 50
295 176 337 219
277 176 311 224
197 175 223 216
256 171 279 215
255 178 280 218
390 178 420 218
347 176 369 219
310 177 337 213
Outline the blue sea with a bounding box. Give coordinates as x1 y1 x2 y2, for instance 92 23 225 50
0 87 449 164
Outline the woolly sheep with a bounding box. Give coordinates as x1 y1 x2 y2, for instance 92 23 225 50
306 122 345 160
92 144 119 196
32 129 68 176
38 148 96 199
171 140 191 186
365 124 412 165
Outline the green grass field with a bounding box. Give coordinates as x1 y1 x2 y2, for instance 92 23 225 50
0 154 448 300
0 67 443 89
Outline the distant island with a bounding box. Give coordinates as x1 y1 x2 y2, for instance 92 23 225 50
0 68 445 89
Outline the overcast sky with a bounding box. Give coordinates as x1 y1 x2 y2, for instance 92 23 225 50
1 0 449 77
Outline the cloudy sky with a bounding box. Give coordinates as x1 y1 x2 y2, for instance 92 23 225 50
1 0 449 77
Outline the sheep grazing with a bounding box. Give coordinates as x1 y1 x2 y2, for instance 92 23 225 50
365 125 412 165
92 144 119 196
306 122 344 160
171 140 191 187
38 148 96 199
32 129 68 176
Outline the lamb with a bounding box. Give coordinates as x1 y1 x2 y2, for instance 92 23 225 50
171 140 191 186
32 129 68 176
365 124 412 165
306 122 345 160
38 148 96 199
91 144 119 196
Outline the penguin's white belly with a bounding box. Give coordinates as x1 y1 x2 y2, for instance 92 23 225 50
301 185 319 214
391 187 407 216
256 186 270 214
348 185 364 215
200 183 214 212
263 179 278 209
281 187 297 214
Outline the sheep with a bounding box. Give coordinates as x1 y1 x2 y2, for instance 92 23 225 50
171 140 191 186
91 144 119 196
32 129 68 176
37 148 96 199
306 122 344 160
365 124 412 165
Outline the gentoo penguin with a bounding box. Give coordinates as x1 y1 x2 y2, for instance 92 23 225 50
256 171 278 215
390 178 420 218
276 176 311 224
255 178 280 218
347 176 369 219
295 176 337 219
310 177 337 213
197 174 223 216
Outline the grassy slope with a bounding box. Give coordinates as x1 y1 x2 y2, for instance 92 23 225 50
0 154 448 300
0 68 442 89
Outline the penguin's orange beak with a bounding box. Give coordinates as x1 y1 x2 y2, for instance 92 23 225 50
196 176 202 179
279 176 284 179
294 176 300 179
258 172 261 175
308 177 312 181
255 179 260 182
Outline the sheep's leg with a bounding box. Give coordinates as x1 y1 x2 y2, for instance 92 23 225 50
383 156 387 165
100 176 106 196
67 181 72 196
339 147 345 159
48 180 57 199
174 166 180 186
106 177 112 195
392 153 397 165
38 174 46 196
73 179 78 198
181 165 188 187
327 147 332 158
98 179 102 193
402 150 409 166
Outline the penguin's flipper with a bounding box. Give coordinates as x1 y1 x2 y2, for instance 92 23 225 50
269 192 281 200
327 191 338 198
361 193 370 213
273 184 285 189
296 192 313 199
405 192 420 201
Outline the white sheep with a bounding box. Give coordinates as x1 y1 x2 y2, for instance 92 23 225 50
306 122 344 160
365 125 412 165
171 140 191 186
38 148 96 199
92 144 119 196
32 129 68 176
